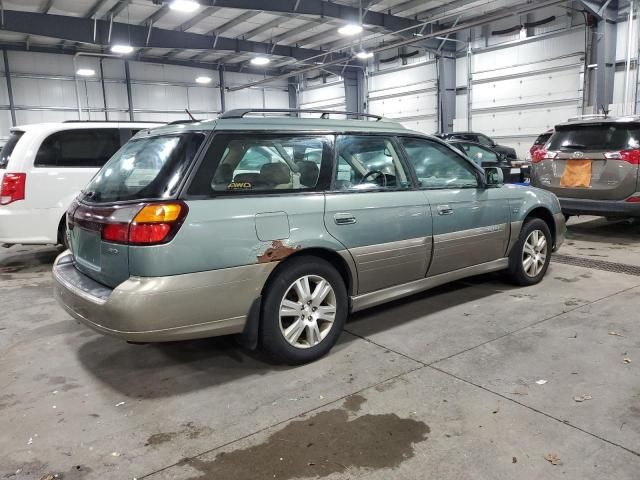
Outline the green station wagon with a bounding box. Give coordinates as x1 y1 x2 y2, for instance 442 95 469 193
53 109 565 364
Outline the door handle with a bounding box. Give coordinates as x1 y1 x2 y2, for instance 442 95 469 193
334 213 357 225
437 204 454 215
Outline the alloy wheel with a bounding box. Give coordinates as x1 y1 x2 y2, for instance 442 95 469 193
522 229 548 277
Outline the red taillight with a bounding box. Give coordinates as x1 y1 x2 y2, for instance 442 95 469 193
102 223 129 243
625 194 640 203
0 173 26 205
531 149 557 164
605 149 640 165
98 202 186 245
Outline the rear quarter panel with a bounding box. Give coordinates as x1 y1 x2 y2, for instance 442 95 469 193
128 194 346 277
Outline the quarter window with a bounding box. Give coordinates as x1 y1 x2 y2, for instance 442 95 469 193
35 129 121 168
333 135 410 191
457 143 499 166
400 137 479 189
187 135 329 196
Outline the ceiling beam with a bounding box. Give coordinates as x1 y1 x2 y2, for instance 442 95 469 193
176 6 223 31
190 0 425 34
0 10 348 64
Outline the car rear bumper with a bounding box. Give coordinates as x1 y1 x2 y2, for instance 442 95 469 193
53 251 276 342
559 197 640 217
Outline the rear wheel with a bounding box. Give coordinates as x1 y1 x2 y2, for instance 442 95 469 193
57 217 70 250
506 218 552 286
260 257 347 365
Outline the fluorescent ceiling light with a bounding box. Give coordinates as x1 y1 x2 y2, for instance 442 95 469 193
76 68 95 77
250 56 270 66
195 76 212 84
338 23 363 36
170 0 200 13
111 44 134 54
355 50 373 59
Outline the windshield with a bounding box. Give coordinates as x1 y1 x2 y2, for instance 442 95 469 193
83 132 205 203
0 131 24 169
548 124 640 151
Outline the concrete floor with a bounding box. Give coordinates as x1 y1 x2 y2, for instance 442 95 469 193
2 216 640 480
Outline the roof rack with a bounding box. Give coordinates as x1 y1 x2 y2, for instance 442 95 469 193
219 108 384 121
62 120 162 124
567 114 609 122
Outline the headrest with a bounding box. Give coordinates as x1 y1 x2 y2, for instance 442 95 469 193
260 162 290 185
297 160 320 187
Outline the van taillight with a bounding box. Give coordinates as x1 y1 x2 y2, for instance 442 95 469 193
531 149 557 164
0 173 26 205
605 149 640 165
100 202 187 245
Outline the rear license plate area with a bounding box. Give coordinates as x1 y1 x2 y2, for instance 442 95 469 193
75 227 102 272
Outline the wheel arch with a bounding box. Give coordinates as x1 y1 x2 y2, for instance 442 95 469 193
523 206 556 246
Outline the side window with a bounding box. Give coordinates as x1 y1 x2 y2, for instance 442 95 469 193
187 134 329 196
35 129 121 168
399 137 479 189
333 135 410 191
461 143 499 166
477 134 494 147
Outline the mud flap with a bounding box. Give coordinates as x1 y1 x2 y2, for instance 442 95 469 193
237 296 262 350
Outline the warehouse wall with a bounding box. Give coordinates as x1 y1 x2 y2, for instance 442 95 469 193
0 50 289 142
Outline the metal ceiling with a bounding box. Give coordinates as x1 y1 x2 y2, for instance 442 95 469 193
0 0 615 75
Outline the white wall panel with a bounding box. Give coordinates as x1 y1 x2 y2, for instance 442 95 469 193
300 82 345 110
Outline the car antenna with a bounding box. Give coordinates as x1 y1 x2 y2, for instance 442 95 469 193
185 109 200 122
599 104 609 118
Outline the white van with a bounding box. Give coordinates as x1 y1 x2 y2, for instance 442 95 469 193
0 122 161 247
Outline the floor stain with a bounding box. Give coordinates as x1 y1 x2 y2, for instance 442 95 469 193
343 394 366 413
146 431 179 446
554 276 579 283
183 407 429 480
145 422 213 447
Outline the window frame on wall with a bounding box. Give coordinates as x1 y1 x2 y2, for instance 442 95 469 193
328 134 417 193
33 128 123 168
396 136 484 190
183 132 335 199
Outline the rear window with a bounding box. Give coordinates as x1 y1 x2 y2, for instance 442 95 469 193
83 132 205 203
548 124 640 151
0 131 24 169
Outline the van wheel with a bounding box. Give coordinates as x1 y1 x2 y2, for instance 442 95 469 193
506 218 552 286
260 257 347 365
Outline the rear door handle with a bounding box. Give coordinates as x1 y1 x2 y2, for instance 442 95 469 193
437 204 454 215
334 213 357 225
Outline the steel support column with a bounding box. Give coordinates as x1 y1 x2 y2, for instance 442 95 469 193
100 58 108 121
344 69 365 114
218 66 226 113
124 60 134 121
287 76 298 116
595 13 617 112
437 55 456 133
2 50 16 126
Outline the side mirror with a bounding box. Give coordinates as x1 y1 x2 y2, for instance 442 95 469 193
484 166 504 186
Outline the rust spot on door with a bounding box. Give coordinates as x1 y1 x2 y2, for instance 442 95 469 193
257 241 301 263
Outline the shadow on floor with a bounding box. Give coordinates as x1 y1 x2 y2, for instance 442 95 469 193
566 217 640 246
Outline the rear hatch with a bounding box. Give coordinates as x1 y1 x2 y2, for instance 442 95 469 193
68 131 206 287
533 122 640 200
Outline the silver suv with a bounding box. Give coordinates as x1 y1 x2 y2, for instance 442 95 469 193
531 117 640 218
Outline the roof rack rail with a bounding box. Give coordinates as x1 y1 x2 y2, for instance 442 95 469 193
219 108 384 121
62 120 163 123
567 114 609 122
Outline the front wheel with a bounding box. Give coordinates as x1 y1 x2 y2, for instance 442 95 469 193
260 257 348 364
506 218 552 286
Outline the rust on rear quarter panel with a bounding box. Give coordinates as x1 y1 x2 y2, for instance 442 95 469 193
257 241 301 263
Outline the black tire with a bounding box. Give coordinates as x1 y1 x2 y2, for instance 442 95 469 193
57 217 70 250
564 214 571 223
506 218 552 286
260 256 348 365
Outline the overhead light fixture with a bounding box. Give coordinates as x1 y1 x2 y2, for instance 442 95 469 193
355 50 373 60
195 76 212 84
76 68 96 77
250 56 270 66
338 23 363 36
111 44 134 54
170 0 200 13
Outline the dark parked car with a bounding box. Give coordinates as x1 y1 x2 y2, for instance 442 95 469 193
448 140 529 183
437 131 517 159
531 117 640 218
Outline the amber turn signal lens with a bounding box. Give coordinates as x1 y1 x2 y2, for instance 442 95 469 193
134 203 182 223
